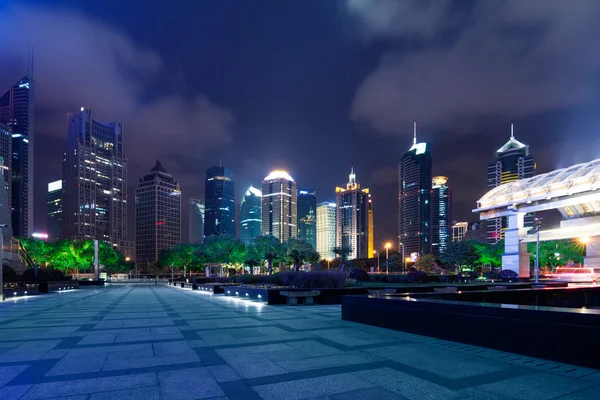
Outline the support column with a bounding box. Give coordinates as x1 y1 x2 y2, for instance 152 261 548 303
502 213 530 278
584 237 600 268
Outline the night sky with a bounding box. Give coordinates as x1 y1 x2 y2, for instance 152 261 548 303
1 0 600 246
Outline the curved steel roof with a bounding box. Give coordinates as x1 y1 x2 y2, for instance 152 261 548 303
477 158 600 211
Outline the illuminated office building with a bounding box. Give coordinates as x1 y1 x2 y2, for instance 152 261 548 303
335 168 371 260
431 176 452 257
486 125 535 243
204 166 235 237
452 221 468 242
297 189 317 248
316 201 336 260
261 170 297 242
240 186 262 245
189 198 205 244
47 180 63 241
136 161 181 264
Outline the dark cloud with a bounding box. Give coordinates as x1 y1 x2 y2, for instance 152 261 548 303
347 0 600 136
0 4 234 168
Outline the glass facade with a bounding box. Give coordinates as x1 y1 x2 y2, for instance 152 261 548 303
297 189 317 248
240 186 262 245
486 128 535 243
136 161 181 264
47 179 62 241
204 166 235 237
0 77 33 237
316 202 336 260
452 221 468 242
398 141 432 256
430 176 452 258
261 171 297 242
335 169 371 260
62 108 128 250
189 198 205 244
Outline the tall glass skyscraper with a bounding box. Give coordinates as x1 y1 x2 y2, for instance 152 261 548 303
0 77 34 237
189 198 205 244
0 124 11 229
62 108 129 251
204 165 235 237
261 170 297 242
240 186 262 245
335 168 371 260
136 161 181 264
297 189 317 248
398 128 432 257
316 201 336 260
486 126 535 243
47 180 63 241
431 176 452 258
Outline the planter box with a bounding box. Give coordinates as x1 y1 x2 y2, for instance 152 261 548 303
197 284 229 294
38 281 79 293
3 284 39 298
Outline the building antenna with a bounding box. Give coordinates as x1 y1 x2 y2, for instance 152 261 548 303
219 158 222 167
510 123 514 139
28 45 34 80
413 122 417 145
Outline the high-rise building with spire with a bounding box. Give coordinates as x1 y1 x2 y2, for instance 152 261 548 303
261 170 297 242
62 107 128 250
486 125 535 243
335 168 372 260
0 77 34 237
204 165 235 237
316 201 336 260
398 123 432 257
136 161 181 264
240 186 262 245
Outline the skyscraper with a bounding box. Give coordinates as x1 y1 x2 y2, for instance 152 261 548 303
62 108 128 250
0 77 34 237
261 170 297 242
0 124 11 227
431 176 452 258
240 186 262 245
398 125 432 257
297 189 317 248
486 125 535 243
136 161 181 264
189 198 205 244
316 201 336 260
204 165 235 237
47 180 62 241
335 168 371 260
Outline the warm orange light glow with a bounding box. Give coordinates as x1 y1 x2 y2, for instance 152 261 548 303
125 257 131 262
405 257 411 263
385 242 392 249
580 236 591 244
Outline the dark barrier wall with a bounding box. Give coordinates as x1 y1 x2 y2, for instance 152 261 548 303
342 294 600 369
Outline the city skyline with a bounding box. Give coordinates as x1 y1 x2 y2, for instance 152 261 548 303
2 1 599 247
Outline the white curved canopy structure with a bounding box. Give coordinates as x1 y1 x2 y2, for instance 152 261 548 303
476 158 600 219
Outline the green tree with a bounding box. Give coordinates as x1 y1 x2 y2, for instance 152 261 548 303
244 244 262 274
254 235 286 275
199 235 246 267
332 246 353 271
472 240 503 267
415 254 436 272
161 243 202 277
441 241 479 272
286 238 316 272
527 239 585 272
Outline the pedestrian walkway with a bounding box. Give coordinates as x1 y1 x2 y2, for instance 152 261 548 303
0 285 599 399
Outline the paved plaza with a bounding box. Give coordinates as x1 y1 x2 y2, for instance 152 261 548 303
0 285 599 399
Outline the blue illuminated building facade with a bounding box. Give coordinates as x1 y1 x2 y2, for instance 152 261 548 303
240 186 262 245
297 189 317 248
204 165 235 237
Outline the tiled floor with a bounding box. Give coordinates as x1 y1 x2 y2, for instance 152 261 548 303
0 285 599 399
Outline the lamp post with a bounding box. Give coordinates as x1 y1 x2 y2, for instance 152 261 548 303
373 250 380 273
0 224 7 301
327 258 331 270
399 242 405 274
385 242 391 274
535 226 540 284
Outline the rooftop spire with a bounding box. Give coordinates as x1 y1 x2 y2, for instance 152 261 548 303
413 121 417 145
511 123 514 139
349 167 356 185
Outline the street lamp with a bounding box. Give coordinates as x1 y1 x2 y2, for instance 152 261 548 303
373 250 380 273
0 224 8 301
385 243 392 274
327 258 332 270
399 242 405 274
